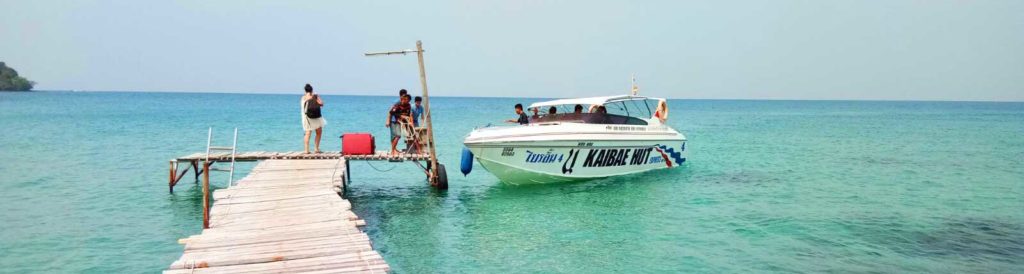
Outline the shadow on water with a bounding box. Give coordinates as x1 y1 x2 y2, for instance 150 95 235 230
746 214 1024 272
849 217 1024 265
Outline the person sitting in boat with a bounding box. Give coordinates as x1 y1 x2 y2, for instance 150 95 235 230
653 99 668 123
506 103 529 125
574 104 584 114
548 106 557 115
386 94 413 155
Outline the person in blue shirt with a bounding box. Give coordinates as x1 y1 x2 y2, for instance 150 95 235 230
412 96 424 127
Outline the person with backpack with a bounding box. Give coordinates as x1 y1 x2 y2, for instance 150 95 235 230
301 83 326 154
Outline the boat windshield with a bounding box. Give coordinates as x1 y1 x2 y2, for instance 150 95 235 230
527 98 660 125
602 98 660 119
530 112 648 125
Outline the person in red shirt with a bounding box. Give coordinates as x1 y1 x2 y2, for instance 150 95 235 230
386 94 413 155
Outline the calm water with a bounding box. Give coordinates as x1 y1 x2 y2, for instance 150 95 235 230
1 91 1022 273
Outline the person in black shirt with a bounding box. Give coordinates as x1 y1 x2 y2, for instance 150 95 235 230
506 103 529 125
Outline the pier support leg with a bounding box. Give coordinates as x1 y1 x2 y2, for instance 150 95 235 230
169 160 177 193
192 160 199 183
202 161 211 229
345 159 351 183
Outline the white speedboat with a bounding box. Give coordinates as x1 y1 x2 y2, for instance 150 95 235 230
462 95 687 184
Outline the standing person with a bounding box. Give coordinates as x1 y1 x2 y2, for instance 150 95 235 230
412 96 424 127
397 89 408 103
505 103 529 125
301 83 325 154
653 99 669 123
386 94 413 155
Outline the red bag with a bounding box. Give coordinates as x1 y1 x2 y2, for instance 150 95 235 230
341 133 375 155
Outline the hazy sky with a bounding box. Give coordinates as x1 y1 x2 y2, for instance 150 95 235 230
2 0 1022 101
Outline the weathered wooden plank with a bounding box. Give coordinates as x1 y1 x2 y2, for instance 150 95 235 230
208 204 358 223
237 174 340 181
183 234 372 253
209 195 341 210
208 196 348 214
183 227 367 250
169 243 377 270
182 219 362 243
221 182 343 194
211 192 339 205
213 187 337 201
164 252 388 274
209 209 359 226
208 201 352 219
209 210 359 229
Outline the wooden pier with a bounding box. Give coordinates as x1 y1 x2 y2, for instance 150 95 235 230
163 40 451 273
165 159 389 273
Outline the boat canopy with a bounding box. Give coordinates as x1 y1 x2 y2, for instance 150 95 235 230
527 95 660 109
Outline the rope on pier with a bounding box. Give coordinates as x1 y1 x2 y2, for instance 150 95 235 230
363 160 398 172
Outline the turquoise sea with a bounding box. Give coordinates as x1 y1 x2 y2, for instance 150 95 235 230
1 91 1022 273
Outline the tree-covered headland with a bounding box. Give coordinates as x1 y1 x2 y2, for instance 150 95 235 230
0 62 35 91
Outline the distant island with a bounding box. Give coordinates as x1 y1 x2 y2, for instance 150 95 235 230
1 62 35 91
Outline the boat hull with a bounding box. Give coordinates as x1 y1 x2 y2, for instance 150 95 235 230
466 140 687 184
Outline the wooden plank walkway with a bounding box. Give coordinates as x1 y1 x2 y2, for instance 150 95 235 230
165 159 389 274
176 151 430 162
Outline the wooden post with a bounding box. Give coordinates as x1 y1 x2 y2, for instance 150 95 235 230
202 161 211 229
415 40 440 187
192 160 199 182
169 160 177 193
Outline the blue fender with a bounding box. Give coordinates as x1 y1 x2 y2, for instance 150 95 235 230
460 147 474 176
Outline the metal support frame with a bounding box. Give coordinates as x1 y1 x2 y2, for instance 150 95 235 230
200 127 237 228
205 127 238 187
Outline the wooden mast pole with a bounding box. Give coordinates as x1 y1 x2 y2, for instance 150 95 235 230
415 40 440 186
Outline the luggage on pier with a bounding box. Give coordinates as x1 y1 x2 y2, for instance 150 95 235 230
341 133 375 155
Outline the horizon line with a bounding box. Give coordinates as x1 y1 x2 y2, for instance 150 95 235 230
23 89 1024 103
